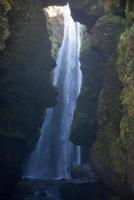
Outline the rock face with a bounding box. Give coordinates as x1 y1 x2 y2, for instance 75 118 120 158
44 6 64 59
71 163 95 180
0 0 58 198
59 180 110 200
0 0 58 141
90 14 127 195
69 0 134 198
118 26 134 196
70 32 102 147
68 0 104 28
0 134 26 199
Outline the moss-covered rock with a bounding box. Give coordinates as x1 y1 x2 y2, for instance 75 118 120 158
71 163 95 180
44 7 64 59
0 0 24 51
118 26 134 195
103 0 126 16
89 7 127 195
0 0 10 51
69 0 134 197
70 31 102 147
0 0 58 197
68 0 104 28
91 14 125 57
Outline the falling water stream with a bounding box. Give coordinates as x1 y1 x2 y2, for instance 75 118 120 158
24 5 82 179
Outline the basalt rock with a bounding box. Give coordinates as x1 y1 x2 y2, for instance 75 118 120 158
0 134 26 199
59 180 110 200
68 0 104 28
70 32 102 147
0 0 58 197
69 0 134 197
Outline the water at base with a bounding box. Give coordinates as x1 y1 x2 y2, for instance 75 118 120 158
24 5 82 179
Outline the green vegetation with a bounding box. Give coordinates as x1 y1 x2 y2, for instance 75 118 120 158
117 26 134 187
0 0 23 51
46 15 64 59
90 0 134 193
0 0 58 148
71 30 102 147
118 26 134 150
70 0 134 194
49 35 58 58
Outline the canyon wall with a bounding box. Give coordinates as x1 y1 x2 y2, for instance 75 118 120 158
0 0 58 197
69 0 134 198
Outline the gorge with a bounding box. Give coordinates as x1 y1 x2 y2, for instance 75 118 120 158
0 0 134 200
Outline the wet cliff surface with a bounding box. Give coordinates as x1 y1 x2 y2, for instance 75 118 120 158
69 0 134 198
0 0 58 198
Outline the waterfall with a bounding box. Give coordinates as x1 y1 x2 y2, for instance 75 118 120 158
24 5 82 179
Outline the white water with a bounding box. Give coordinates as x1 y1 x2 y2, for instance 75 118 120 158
24 5 82 179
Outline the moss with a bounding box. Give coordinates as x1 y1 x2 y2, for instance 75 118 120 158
89 4 129 187
127 11 134 24
117 26 134 187
49 35 58 58
0 16 10 51
0 0 13 51
127 0 134 12
91 14 125 56
45 12 64 59
108 133 127 178
104 0 119 12
96 71 127 178
103 0 126 16
0 0 58 148
0 0 25 51
0 0 12 15
80 31 91 54
71 164 89 179
70 29 102 147
70 0 134 195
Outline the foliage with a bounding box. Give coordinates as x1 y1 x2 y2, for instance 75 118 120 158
0 16 10 50
103 0 120 13
71 31 102 147
91 14 125 58
49 35 58 59
0 0 58 147
90 4 127 181
117 27 134 184
46 15 64 59
0 0 12 15
80 30 91 55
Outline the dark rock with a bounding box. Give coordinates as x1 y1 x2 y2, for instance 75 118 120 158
70 36 102 147
0 0 58 198
59 180 110 200
38 191 47 197
89 11 127 197
68 0 104 28
71 163 96 181
0 134 26 199
41 0 67 7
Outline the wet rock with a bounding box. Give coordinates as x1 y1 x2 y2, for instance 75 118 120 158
71 163 96 181
38 191 47 197
0 0 58 198
59 180 110 200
